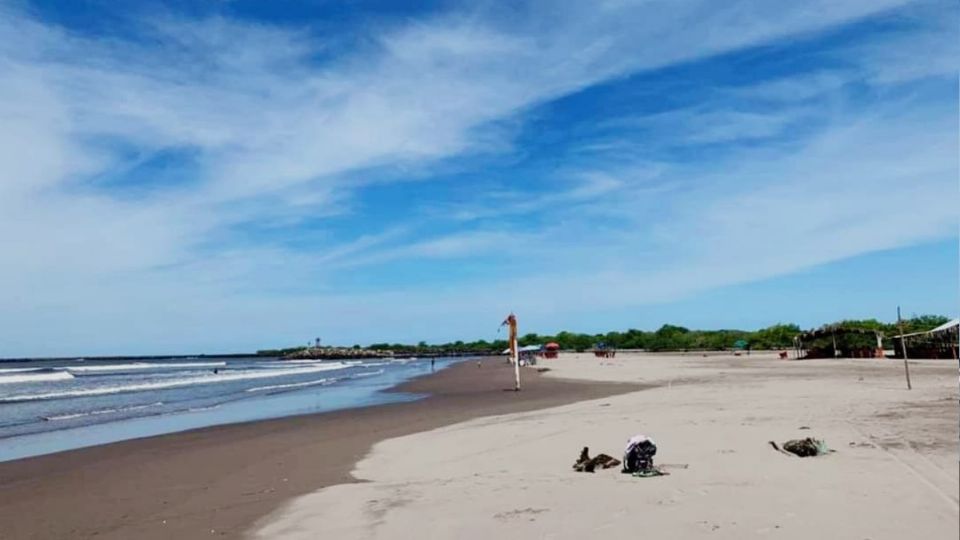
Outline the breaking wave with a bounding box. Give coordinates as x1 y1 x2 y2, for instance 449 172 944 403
0 370 74 384
246 377 333 393
0 363 352 403
245 368 386 394
65 361 227 373
41 402 164 421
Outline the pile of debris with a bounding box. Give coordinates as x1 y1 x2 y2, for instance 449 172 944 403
572 434 667 477
571 431 835 482
572 447 620 472
770 437 833 457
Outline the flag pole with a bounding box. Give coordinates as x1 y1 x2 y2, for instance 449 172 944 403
897 306 911 390
503 313 521 391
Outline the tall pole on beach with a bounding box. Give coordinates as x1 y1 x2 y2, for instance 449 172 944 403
897 306 911 390
502 313 521 391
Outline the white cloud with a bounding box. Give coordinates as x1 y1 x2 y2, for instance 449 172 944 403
732 71 854 102
609 107 815 145
846 0 958 85
0 0 953 355
334 101 957 339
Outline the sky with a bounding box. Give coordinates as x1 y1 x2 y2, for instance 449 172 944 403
0 0 957 356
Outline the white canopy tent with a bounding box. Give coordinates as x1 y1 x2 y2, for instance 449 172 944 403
501 344 543 354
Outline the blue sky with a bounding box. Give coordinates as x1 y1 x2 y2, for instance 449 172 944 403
0 0 956 356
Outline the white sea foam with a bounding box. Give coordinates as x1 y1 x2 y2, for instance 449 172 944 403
246 377 332 393
245 368 385 393
282 360 365 366
42 402 164 421
65 361 227 373
0 363 351 402
187 404 220 412
0 371 75 384
353 369 385 378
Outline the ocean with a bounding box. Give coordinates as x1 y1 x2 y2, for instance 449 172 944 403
0 355 459 462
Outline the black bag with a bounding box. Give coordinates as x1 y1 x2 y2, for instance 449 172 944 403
623 439 657 473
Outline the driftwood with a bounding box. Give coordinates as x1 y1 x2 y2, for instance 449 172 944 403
573 447 621 472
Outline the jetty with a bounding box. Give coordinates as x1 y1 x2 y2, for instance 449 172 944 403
282 347 394 360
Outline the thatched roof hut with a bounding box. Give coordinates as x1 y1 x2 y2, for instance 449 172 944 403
890 319 958 359
793 325 884 359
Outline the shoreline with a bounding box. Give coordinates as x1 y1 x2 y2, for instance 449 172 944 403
0 359 643 539
0 357 453 462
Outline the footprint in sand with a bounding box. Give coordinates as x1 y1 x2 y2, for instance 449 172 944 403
493 508 549 521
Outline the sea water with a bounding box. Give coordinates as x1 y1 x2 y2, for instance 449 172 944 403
0 356 458 462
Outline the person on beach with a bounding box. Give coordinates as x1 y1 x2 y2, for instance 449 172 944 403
431 358 435 371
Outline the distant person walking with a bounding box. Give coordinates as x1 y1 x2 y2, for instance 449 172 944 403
431 358 435 371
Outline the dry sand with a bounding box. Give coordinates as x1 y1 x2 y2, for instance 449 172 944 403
253 352 959 539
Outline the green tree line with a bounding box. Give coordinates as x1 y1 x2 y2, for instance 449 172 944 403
258 315 951 355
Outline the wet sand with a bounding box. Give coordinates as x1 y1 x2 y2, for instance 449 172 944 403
0 360 641 539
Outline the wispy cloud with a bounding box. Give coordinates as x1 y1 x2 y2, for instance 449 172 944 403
0 0 954 355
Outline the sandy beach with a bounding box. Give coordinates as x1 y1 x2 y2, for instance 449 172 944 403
0 359 637 539
3 2 956 540
254 352 959 539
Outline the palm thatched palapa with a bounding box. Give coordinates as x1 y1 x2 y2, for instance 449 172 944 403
793 325 884 359
890 319 959 359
